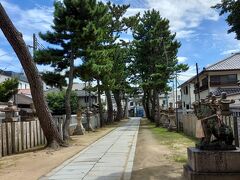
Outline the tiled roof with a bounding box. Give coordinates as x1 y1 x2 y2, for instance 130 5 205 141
212 88 240 96
2 70 28 82
179 53 240 88
75 90 96 97
206 53 240 71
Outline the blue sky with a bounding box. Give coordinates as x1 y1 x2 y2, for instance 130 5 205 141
0 0 240 84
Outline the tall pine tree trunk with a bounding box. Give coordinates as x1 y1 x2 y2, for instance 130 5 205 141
151 89 157 122
156 90 160 127
149 89 155 122
113 90 123 121
63 54 74 141
123 96 128 118
105 90 113 123
0 3 64 148
143 90 151 119
97 80 104 127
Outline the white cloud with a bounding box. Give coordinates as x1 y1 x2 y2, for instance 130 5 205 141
221 49 240 55
176 30 196 39
1 0 53 44
0 48 22 71
0 49 14 61
0 1 53 72
178 65 196 82
125 7 146 17
178 56 188 63
145 0 221 39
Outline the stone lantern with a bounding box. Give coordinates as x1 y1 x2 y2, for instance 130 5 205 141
168 102 177 131
73 108 85 135
218 92 235 116
85 107 95 132
159 104 165 126
1 101 20 122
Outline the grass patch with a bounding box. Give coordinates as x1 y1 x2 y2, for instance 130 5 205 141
151 125 197 147
172 154 188 163
146 121 197 163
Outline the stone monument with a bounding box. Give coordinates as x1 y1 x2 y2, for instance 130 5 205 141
85 107 95 132
184 92 240 180
0 101 20 122
158 104 165 126
167 102 177 131
73 108 85 135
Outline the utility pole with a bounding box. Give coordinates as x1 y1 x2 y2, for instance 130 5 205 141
175 71 179 132
196 63 201 101
33 33 37 58
88 81 91 133
172 80 175 108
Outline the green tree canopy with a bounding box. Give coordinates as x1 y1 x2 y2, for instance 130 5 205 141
130 9 188 121
46 91 78 115
0 78 19 102
34 0 111 139
214 0 240 40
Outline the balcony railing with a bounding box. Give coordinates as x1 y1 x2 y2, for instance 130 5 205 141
210 80 237 86
194 84 208 94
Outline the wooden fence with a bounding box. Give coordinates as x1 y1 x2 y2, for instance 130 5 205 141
182 113 197 137
0 120 46 158
0 113 103 158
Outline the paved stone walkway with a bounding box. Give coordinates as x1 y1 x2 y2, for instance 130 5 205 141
41 117 140 180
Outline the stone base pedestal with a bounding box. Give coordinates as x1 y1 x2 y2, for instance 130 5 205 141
73 125 85 135
184 147 240 180
168 116 177 131
163 119 169 128
168 125 177 131
159 114 165 127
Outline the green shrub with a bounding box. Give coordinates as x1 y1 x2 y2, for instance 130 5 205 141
0 78 19 102
46 91 78 115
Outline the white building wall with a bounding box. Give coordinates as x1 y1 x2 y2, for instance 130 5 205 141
0 74 10 83
159 89 181 109
0 74 30 90
189 83 196 104
181 83 194 112
18 81 30 89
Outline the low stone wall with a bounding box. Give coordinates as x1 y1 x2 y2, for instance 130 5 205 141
52 113 102 136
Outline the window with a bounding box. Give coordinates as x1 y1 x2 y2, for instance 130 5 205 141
186 104 190 109
210 74 237 86
84 96 89 103
163 100 166 105
202 77 208 86
198 77 209 91
184 86 188 95
130 102 134 106
177 95 181 100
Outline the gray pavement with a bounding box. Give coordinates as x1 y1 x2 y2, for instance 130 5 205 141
40 117 140 180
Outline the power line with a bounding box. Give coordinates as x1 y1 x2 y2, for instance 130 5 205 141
0 53 10 58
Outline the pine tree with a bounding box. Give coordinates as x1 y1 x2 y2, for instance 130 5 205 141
35 0 110 140
0 78 19 102
85 2 132 123
213 0 240 40
0 3 65 148
131 9 188 121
